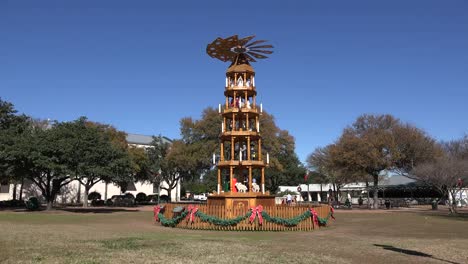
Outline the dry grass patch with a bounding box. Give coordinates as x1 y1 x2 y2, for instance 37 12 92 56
0 208 467 264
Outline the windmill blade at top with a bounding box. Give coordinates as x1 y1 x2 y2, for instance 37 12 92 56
245 39 268 47
249 49 273 54
239 35 255 46
248 52 268 59
206 35 273 63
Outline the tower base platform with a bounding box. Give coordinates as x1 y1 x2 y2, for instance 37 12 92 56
207 192 276 210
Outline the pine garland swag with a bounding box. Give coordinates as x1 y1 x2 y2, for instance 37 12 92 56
156 206 334 228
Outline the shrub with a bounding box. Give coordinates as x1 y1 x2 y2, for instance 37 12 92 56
123 193 135 199
25 197 40 211
148 195 159 202
88 191 101 201
91 199 105 206
110 195 135 207
0 199 25 208
105 199 113 206
135 192 147 203
159 195 169 203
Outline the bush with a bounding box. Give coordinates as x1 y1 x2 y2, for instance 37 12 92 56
91 199 105 206
148 195 159 202
105 199 113 206
123 193 135 199
88 191 101 201
0 199 25 208
25 197 40 211
135 192 147 203
111 195 135 207
159 195 169 203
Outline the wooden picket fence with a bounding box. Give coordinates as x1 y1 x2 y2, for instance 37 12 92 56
157 203 333 231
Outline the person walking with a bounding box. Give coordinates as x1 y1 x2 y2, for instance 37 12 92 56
286 194 292 205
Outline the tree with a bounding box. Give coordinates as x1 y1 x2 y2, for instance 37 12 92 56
412 136 468 213
15 120 74 210
323 114 439 209
61 118 133 207
0 98 31 200
147 136 193 201
306 146 351 203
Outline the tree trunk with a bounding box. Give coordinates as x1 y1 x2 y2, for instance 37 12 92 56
373 176 379 210
83 185 89 208
366 181 370 209
448 190 458 214
104 182 108 200
168 188 173 203
19 177 24 200
46 199 53 210
12 183 17 200
77 183 81 204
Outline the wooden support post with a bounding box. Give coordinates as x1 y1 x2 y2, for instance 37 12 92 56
258 138 262 160
247 136 251 160
232 113 235 131
230 167 233 193
246 113 249 130
231 137 235 161
220 141 224 161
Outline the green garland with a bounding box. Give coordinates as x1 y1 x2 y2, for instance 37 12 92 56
158 211 188 227
317 212 333 225
260 210 312 227
195 211 251 226
157 207 333 228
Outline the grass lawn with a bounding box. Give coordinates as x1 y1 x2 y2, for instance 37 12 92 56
0 206 467 264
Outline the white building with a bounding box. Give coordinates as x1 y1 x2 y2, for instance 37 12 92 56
0 133 181 203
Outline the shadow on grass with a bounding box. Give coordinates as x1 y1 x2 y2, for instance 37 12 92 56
374 244 460 264
57 208 140 214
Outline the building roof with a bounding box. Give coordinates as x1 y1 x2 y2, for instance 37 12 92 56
126 133 172 146
380 175 416 186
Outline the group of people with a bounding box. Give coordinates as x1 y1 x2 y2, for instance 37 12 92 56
282 194 298 205
229 76 252 88
229 97 251 109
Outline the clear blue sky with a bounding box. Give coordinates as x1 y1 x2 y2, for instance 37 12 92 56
1 1 467 163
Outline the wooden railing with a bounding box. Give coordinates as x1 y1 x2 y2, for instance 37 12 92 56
158 204 332 231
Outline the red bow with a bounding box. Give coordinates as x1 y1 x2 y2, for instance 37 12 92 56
249 205 263 225
330 207 335 220
309 208 319 227
186 205 198 223
153 205 161 222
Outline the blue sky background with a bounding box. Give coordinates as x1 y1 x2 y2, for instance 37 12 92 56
1 0 467 163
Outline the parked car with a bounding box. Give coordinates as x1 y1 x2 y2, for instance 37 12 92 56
193 193 208 201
